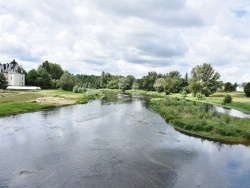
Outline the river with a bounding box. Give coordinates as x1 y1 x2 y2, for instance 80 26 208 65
0 93 250 188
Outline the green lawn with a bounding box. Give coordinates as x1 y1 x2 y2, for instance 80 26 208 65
0 89 104 117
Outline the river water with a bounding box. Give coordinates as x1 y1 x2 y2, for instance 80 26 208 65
1 93 250 188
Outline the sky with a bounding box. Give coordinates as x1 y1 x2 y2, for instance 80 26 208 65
0 0 250 83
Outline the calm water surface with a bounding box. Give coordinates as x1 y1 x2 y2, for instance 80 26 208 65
215 105 250 118
1 93 250 188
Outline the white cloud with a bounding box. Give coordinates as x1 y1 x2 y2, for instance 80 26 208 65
0 0 249 82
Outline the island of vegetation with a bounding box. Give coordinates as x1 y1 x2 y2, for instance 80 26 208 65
1 60 250 143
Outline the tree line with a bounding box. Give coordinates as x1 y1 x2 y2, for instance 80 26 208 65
1 61 250 97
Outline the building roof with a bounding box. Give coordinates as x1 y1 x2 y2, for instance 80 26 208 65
0 59 24 74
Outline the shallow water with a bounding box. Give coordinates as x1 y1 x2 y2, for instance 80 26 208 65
215 105 250 118
1 93 250 187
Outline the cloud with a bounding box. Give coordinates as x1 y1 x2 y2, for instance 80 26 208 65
0 0 249 82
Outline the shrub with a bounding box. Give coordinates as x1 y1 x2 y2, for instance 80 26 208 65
181 90 187 99
243 130 250 140
244 82 250 97
78 87 86 93
196 93 205 100
165 90 170 95
73 85 79 93
223 94 232 104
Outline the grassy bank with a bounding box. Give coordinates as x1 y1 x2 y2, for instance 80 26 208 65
150 97 250 144
0 89 104 117
171 91 250 114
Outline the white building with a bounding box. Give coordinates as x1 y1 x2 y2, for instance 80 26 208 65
0 60 25 86
237 83 247 92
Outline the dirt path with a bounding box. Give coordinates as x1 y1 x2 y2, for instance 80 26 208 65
34 97 76 105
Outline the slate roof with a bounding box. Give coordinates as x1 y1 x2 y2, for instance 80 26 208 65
0 59 24 74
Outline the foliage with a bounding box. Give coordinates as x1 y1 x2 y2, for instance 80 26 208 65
75 74 100 89
150 97 250 142
41 61 64 80
165 71 188 93
36 67 52 87
196 92 205 100
154 78 165 92
244 83 250 97
118 75 135 91
84 89 101 99
0 72 8 89
100 71 112 89
165 90 170 95
224 82 237 92
59 71 76 91
26 61 63 87
223 94 232 104
181 90 187 99
141 71 158 91
189 78 201 97
190 63 221 97
27 69 39 86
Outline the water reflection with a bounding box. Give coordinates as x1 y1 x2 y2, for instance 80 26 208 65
0 93 250 187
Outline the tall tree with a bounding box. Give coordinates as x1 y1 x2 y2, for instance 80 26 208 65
165 71 187 93
142 71 158 91
27 69 38 86
224 82 237 92
154 78 165 92
59 71 76 91
41 61 64 80
100 71 112 89
190 63 221 97
0 72 8 89
36 67 52 87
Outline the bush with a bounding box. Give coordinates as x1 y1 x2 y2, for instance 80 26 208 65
165 90 170 95
244 82 250 97
223 94 232 104
181 90 187 99
196 93 205 100
78 87 86 93
73 85 79 93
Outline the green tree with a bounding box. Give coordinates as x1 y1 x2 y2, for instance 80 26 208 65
59 71 76 91
142 71 158 91
125 75 135 90
165 71 187 93
244 83 250 97
100 71 112 89
154 78 165 92
41 61 64 80
36 67 52 87
189 78 201 97
0 72 8 89
190 63 221 97
224 82 237 92
27 69 39 86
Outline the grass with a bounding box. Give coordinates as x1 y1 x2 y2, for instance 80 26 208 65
0 102 57 116
128 89 250 143
150 97 250 144
127 89 166 98
171 91 250 114
0 89 104 117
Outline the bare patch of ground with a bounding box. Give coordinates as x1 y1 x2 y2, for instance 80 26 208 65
33 97 76 105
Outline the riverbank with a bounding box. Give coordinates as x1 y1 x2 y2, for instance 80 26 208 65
127 90 250 143
0 89 104 117
171 91 250 114
150 97 250 144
